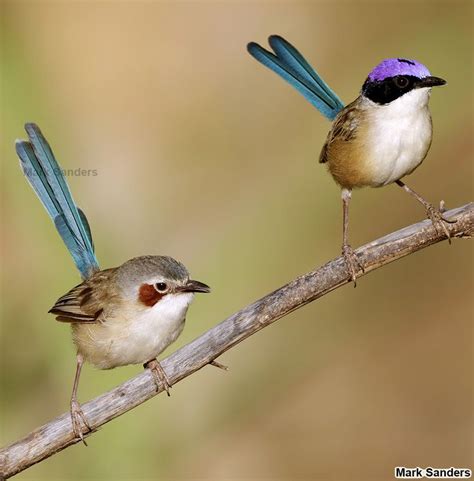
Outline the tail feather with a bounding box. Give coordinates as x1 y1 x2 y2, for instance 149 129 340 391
17 140 60 219
54 214 93 275
78 207 95 252
268 36 342 108
247 35 344 121
16 123 99 279
24 123 94 255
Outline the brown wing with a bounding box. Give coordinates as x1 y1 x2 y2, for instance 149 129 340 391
319 98 361 164
49 269 116 323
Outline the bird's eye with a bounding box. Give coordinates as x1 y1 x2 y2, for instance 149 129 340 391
394 76 409 88
155 282 168 293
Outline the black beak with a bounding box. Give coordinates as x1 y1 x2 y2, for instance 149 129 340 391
417 76 446 88
181 279 211 294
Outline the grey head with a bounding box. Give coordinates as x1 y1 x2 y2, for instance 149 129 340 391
115 255 210 305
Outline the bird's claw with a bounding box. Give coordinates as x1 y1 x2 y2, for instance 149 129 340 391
426 203 456 243
342 244 364 287
70 399 91 445
146 359 172 396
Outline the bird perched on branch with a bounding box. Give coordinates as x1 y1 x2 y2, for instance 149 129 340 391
248 35 454 284
16 123 210 443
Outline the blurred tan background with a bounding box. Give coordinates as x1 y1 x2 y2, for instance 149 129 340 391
1 1 472 480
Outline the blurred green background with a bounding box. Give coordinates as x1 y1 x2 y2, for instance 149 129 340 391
1 1 472 480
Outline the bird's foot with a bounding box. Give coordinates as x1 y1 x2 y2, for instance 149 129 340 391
145 359 172 396
70 399 91 445
342 244 364 287
425 201 456 244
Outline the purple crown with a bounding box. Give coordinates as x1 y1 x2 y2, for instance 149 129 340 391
368 58 431 81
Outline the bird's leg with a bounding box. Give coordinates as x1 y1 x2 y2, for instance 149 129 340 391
341 188 364 286
395 180 456 243
70 353 91 445
144 359 171 396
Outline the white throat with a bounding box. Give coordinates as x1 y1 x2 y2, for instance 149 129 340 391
366 87 431 117
363 87 433 186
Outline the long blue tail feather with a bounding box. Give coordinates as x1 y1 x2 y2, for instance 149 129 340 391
268 36 343 109
17 140 59 219
24 123 94 255
54 214 92 272
78 208 95 252
16 123 99 279
247 35 345 121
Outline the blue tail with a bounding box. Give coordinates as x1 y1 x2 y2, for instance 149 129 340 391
16 123 99 279
247 35 344 121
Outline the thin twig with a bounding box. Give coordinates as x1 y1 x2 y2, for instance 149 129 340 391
1 202 472 478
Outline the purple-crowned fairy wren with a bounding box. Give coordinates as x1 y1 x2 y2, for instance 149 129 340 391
248 36 453 284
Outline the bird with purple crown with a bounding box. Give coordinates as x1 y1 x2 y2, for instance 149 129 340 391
248 35 454 284
16 124 210 443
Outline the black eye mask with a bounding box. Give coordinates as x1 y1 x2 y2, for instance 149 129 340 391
362 75 419 105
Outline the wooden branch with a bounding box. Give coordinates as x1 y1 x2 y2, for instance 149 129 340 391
1 202 472 479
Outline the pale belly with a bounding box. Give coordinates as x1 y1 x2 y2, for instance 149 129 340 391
365 106 432 187
72 293 193 369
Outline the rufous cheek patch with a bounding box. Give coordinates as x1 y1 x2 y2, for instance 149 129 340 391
138 284 163 307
